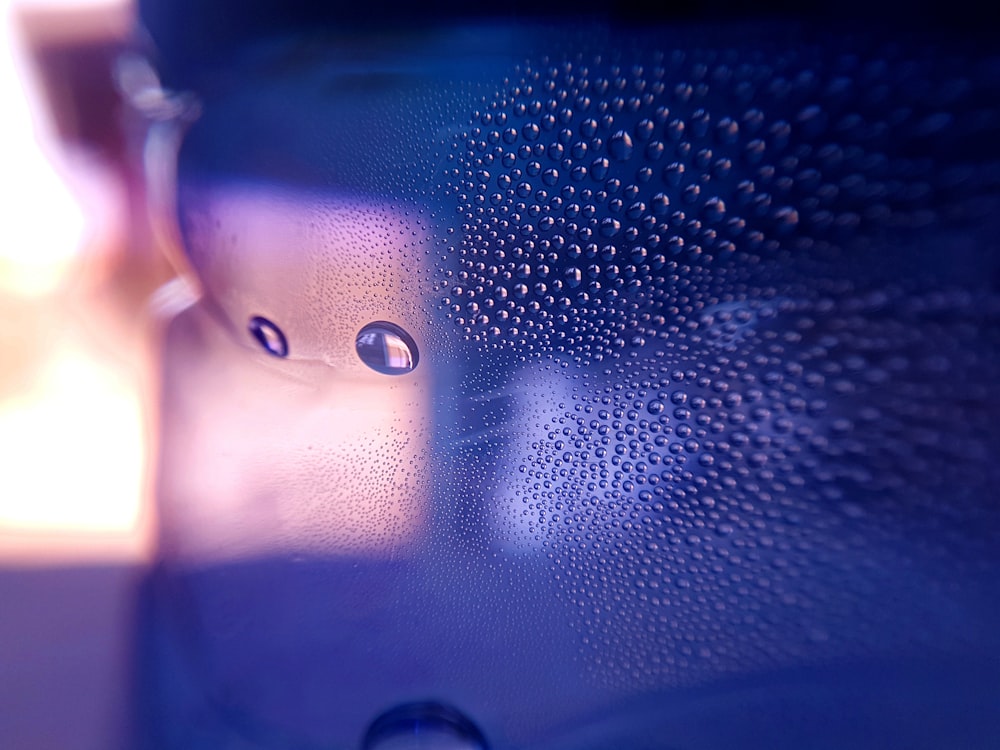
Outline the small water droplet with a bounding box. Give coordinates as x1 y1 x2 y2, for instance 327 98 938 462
248 315 288 357
703 197 726 223
608 129 634 160
356 321 419 375
590 157 610 180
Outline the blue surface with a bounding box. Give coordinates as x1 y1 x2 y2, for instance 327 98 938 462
137 19 1000 750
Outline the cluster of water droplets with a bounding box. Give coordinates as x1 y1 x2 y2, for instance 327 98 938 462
164 23 1000 710
434 38 1000 688
439 42 998 366
522 285 1000 687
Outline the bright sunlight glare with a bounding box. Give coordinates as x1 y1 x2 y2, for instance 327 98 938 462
0 0 149 563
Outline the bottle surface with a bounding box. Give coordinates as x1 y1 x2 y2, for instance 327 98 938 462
138 22 1000 750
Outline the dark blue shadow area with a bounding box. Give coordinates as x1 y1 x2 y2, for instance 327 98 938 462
139 0 1000 93
131 554 1000 749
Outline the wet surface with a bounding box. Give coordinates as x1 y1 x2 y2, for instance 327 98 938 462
141 23 1000 749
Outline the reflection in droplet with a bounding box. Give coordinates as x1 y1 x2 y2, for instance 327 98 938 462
248 315 288 358
362 702 488 750
356 321 419 375
608 129 634 160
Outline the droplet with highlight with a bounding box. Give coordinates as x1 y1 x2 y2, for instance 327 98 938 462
356 321 419 375
248 315 288 358
608 130 634 160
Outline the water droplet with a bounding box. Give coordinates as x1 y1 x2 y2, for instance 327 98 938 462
608 130 634 160
703 197 726 223
355 321 419 375
644 140 666 161
666 118 685 140
774 206 799 232
635 118 656 140
248 315 288 358
663 162 685 185
362 702 488 750
651 192 670 215
590 157 610 180
600 218 621 237
715 116 739 144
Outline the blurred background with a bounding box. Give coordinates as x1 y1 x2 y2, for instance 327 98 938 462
1 0 170 746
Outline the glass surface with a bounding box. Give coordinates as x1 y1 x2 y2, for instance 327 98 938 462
138 22 1000 750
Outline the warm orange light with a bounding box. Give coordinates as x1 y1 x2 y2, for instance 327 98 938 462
0 0 151 564
0 345 148 554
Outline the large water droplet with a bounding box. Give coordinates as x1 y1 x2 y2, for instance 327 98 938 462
248 315 288 358
362 702 488 750
355 321 419 375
